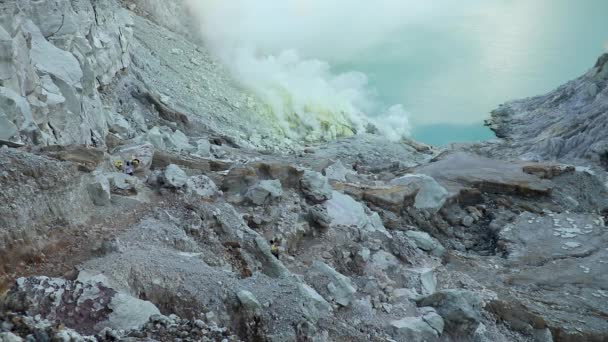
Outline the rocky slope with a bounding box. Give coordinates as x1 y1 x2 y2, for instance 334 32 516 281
484 53 608 165
1 1 608 342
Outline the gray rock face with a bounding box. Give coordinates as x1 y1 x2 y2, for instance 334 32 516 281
324 160 355 182
186 174 219 199
237 290 262 312
308 204 332 228
195 139 212 157
245 179 283 205
147 126 195 153
462 215 475 227
391 174 448 211
390 316 440 342
108 172 141 195
405 231 446 257
87 173 111 206
307 261 357 307
0 148 96 252
417 290 483 334
163 164 188 188
300 170 332 203
0 0 133 146
326 191 391 237
0 332 23 342
484 53 608 164
486 212 608 338
421 309 445 335
415 152 553 197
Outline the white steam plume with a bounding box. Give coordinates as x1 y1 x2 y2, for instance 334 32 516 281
185 0 432 141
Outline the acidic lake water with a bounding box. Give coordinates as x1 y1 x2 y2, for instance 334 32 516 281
337 0 608 146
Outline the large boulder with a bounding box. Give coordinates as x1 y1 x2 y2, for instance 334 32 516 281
326 191 391 238
87 173 111 206
194 139 211 157
306 261 357 307
405 230 446 257
186 174 220 199
237 290 262 312
416 289 483 334
390 174 448 211
390 316 440 342
324 160 356 182
108 172 141 195
300 170 332 203
147 126 195 153
0 332 23 342
245 179 283 205
0 0 133 146
298 283 333 316
414 152 553 197
0 87 32 142
162 164 188 188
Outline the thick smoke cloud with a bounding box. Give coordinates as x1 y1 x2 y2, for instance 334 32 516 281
185 0 435 141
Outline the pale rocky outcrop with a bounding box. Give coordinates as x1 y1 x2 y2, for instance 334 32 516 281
0 0 132 146
485 53 608 164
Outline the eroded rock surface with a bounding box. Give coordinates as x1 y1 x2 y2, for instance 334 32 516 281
1 1 608 341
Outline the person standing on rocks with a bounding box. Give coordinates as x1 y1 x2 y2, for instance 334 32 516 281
270 239 280 259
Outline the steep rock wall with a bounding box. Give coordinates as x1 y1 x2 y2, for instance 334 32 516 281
0 0 132 146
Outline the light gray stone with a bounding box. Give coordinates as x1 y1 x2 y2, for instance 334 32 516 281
417 289 483 333
195 139 211 157
0 332 23 342
163 164 188 188
390 174 448 211
324 160 355 182
245 179 283 205
87 174 111 206
0 87 33 134
108 115 133 137
390 317 439 342
108 173 140 194
422 310 445 334
419 269 437 295
186 175 219 199
299 283 333 317
311 261 357 307
0 114 18 140
148 126 194 153
237 290 262 312
405 231 446 257
326 191 390 237
462 215 475 227
24 20 83 87
105 292 161 331
301 170 332 202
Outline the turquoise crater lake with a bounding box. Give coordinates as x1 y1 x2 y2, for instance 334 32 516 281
336 0 608 146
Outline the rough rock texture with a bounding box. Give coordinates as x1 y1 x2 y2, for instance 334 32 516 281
484 53 608 164
0 0 132 146
1 275 159 334
0 148 95 252
2 1 608 342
